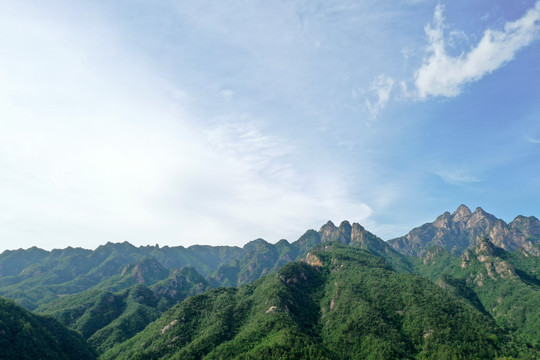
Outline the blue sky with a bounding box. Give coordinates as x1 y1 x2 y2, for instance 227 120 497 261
1 0 540 250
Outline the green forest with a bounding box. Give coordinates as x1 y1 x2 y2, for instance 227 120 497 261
0 207 538 359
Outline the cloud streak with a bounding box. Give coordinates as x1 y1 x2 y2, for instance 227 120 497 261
526 136 540 144
437 169 481 185
415 2 540 98
366 74 394 119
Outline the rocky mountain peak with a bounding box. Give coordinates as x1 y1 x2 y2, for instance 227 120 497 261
338 221 352 241
319 221 339 243
471 207 492 220
468 207 498 228
433 212 452 228
321 220 337 230
351 222 366 238
339 220 352 231
242 238 269 253
452 205 472 222
388 206 540 257
510 215 540 233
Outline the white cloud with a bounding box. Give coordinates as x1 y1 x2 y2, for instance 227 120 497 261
189 118 374 244
415 2 540 98
399 81 413 100
0 1 374 250
366 74 394 118
218 89 234 100
526 136 540 144
436 169 481 185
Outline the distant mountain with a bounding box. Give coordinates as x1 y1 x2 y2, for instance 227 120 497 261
89 257 170 293
0 216 538 358
0 220 407 309
207 220 412 287
36 262 210 354
0 296 96 360
0 242 244 309
100 243 533 359
388 205 540 257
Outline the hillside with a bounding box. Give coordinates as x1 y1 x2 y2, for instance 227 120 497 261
0 242 241 309
0 296 96 360
415 238 540 347
100 243 535 359
0 210 538 358
36 263 210 354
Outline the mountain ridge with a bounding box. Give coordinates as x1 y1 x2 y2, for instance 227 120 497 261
388 205 540 257
0 209 538 357
100 243 534 359
0 219 403 310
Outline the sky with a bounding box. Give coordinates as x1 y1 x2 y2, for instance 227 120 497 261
1 0 540 251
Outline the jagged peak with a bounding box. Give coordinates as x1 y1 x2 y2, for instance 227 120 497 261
300 228 318 236
321 220 337 229
433 211 451 227
510 214 540 225
452 205 472 221
121 257 164 274
99 241 137 252
470 207 498 223
275 239 290 246
243 238 269 249
437 211 451 219
338 221 352 240
351 222 365 231
472 207 499 220
339 220 352 229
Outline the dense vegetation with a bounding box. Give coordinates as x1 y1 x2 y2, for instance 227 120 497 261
100 244 536 359
0 243 240 310
414 239 540 348
0 221 403 310
0 208 538 358
0 297 96 359
36 264 209 353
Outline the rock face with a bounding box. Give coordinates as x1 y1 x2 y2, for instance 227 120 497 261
120 258 169 285
317 220 388 250
388 205 540 257
460 238 516 283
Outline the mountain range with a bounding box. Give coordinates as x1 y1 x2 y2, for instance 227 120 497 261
0 205 538 358
388 204 540 256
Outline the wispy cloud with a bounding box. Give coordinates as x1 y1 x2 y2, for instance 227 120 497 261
526 136 540 144
366 74 394 119
0 1 376 249
436 169 481 185
415 2 540 98
198 118 373 243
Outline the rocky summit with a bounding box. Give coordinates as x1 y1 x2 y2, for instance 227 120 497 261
387 205 540 257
